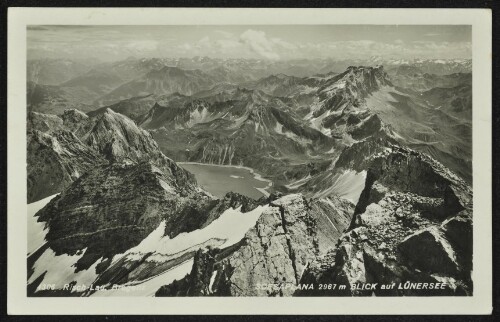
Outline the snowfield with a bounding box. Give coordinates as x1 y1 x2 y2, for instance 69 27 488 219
29 203 271 295
27 194 58 255
313 170 367 204
29 247 101 291
91 259 195 297
124 205 270 262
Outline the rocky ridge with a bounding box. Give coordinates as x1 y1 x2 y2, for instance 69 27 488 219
156 193 354 296
27 107 173 202
296 145 472 296
153 140 472 297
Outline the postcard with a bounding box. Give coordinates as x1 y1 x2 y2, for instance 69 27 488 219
7 7 492 314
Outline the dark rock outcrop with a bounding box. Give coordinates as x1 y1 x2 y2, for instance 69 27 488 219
27 129 107 203
27 108 170 202
34 154 205 271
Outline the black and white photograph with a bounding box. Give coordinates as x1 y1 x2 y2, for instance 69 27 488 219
6 7 493 315
24 23 476 297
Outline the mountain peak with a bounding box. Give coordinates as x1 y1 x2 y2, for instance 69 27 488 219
85 109 162 162
62 108 88 119
61 108 89 131
345 65 386 76
101 107 117 115
336 65 392 92
274 73 290 79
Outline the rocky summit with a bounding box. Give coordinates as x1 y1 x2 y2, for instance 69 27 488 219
297 145 472 296
26 59 473 297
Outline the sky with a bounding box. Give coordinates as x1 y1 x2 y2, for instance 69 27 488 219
27 25 472 62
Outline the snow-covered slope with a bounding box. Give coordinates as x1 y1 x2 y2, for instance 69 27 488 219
27 194 58 255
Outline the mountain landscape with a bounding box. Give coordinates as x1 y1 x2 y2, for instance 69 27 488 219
26 25 473 297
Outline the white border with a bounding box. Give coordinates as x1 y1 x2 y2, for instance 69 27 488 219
7 8 492 315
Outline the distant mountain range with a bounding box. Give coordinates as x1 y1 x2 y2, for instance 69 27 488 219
27 57 472 112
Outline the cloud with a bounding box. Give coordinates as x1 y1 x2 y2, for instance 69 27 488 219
178 43 192 51
216 39 241 49
272 38 297 50
197 36 211 48
27 26 471 61
239 29 280 60
214 30 234 38
169 30 296 60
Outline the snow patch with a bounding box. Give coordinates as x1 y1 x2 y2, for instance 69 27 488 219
158 179 175 194
27 194 58 255
187 107 210 127
91 259 194 297
123 205 270 262
275 121 312 145
29 248 100 291
313 170 367 204
208 270 218 293
274 121 284 134
308 109 334 137
285 174 312 190
255 187 270 197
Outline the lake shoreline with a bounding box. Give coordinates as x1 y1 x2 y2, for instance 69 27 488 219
178 162 273 197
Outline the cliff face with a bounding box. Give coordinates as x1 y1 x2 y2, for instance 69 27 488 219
27 128 107 203
211 195 320 296
82 108 162 162
34 155 206 270
27 108 170 203
156 194 355 296
297 145 472 296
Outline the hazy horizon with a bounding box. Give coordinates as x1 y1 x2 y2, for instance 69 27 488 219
27 25 472 62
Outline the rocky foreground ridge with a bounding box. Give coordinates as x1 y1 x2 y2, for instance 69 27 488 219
297 145 472 296
155 143 472 296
